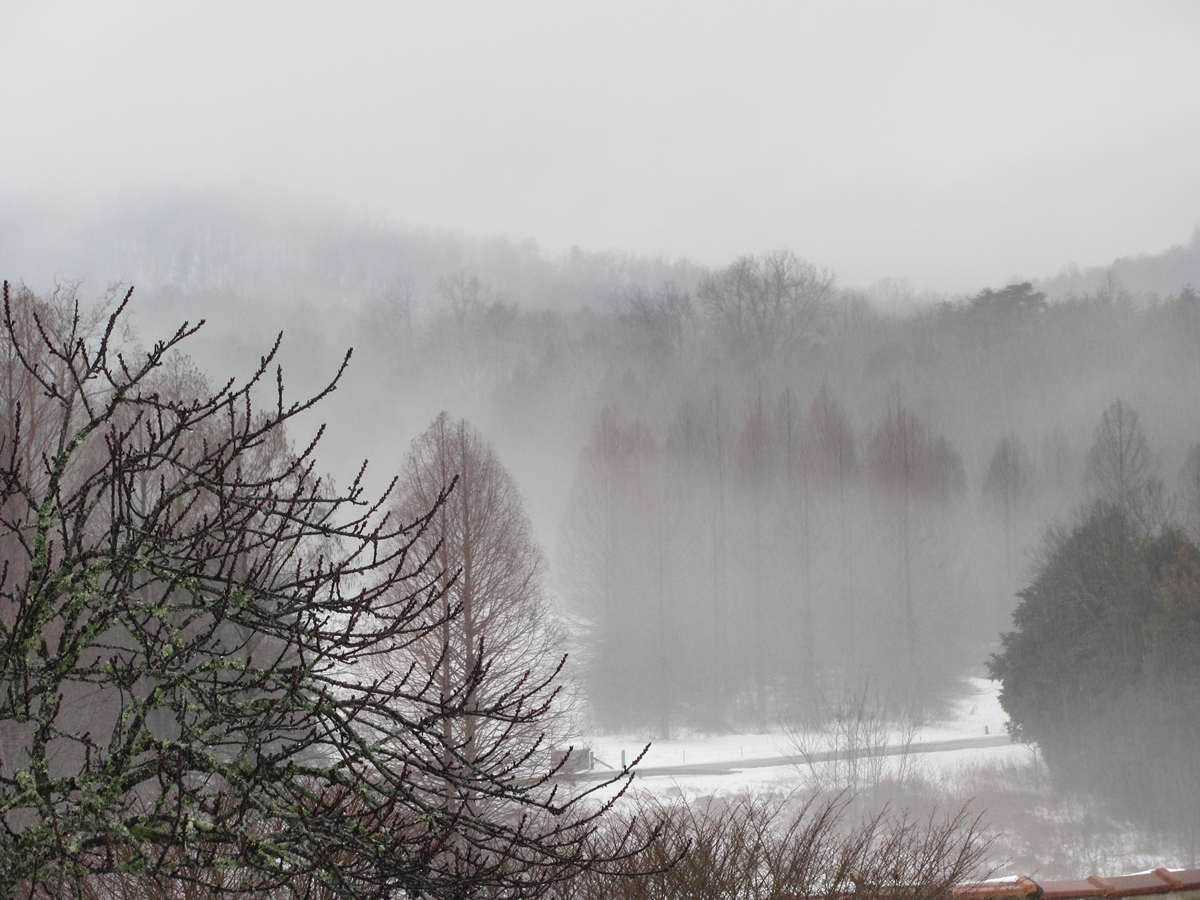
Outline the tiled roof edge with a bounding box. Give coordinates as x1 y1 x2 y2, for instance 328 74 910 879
953 869 1200 900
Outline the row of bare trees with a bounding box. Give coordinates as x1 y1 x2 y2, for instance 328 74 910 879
559 383 975 732
560 376 1200 734
0 278 1007 897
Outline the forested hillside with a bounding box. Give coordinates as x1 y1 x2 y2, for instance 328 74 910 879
6 200 1200 731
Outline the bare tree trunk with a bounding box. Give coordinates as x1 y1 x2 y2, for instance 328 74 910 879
741 390 768 715
459 421 477 764
710 391 727 722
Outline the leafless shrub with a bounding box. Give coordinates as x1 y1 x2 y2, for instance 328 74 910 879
784 681 928 794
856 754 1187 879
561 791 991 900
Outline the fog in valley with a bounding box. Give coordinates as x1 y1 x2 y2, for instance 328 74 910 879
4 3 1200 892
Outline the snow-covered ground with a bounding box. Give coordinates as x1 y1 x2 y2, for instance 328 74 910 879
576 680 1190 877
581 677 1030 796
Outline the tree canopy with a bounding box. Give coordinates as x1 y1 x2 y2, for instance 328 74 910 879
989 501 1200 842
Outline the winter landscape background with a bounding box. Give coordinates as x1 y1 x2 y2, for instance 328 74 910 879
4 3 1200 893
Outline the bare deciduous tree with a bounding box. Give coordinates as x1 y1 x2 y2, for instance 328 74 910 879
775 387 816 697
698 250 833 358
807 381 857 667
867 390 966 687
0 282 650 899
619 283 695 360
738 391 772 713
438 271 487 322
387 412 569 765
560 405 660 728
1082 399 1155 515
983 432 1033 596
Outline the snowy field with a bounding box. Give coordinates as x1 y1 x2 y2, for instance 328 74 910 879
581 678 1031 797
577 681 1197 877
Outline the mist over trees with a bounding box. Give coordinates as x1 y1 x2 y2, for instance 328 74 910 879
560 382 976 730
989 502 1200 859
1034 228 1200 301
386 412 570 761
6 203 1200 689
6 197 1200 877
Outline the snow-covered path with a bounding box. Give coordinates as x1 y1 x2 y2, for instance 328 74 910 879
571 678 1029 794
575 732 1013 781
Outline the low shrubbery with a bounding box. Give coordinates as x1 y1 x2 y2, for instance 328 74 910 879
564 792 990 900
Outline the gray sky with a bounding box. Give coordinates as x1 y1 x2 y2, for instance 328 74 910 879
2 1 1199 293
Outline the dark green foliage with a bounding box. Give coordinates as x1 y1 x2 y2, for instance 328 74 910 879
968 283 1047 317
989 503 1200 848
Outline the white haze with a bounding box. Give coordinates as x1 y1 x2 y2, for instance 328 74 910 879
2 1 1200 293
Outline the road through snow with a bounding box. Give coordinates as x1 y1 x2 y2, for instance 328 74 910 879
573 733 1013 781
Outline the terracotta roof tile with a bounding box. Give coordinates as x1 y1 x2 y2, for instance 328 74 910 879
1039 879 1104 899
1090 873 1185 897
1166 870 1200 891
1153 870 1184 891
960 868 1200 900
953 876 1040 900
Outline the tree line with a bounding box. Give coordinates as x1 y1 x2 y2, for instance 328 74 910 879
991 398 1200 863
559 382 978 732
7 237 1200 888
0 279 1008 897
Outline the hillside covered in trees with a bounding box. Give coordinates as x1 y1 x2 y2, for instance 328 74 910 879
6 201 1200 730
6 197 1200 892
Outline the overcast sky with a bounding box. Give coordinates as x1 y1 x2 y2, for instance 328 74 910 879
2 1 1199 293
